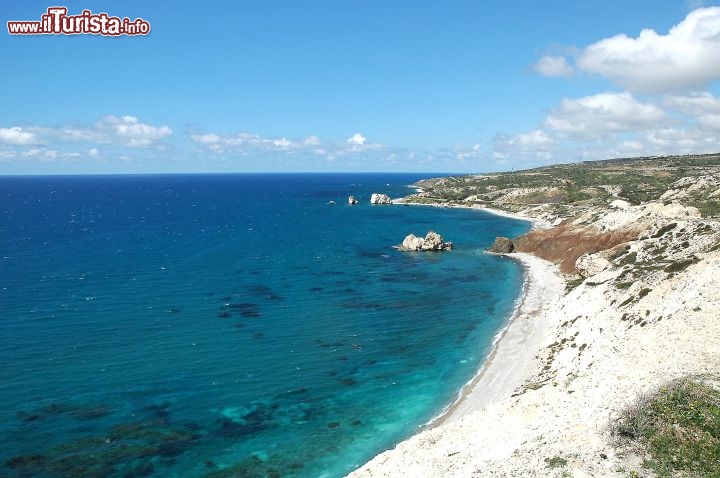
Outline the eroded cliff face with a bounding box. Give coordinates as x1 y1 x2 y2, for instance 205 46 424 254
512 201 704 274
513 222 643 274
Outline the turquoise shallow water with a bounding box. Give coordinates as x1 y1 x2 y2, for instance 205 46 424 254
0 173 529 477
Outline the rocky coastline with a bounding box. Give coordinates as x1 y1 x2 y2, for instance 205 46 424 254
349 155 720 477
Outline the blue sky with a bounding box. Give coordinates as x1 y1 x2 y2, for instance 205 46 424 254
2 1 720 174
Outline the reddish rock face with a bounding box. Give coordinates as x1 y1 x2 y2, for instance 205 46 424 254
513 223 644 274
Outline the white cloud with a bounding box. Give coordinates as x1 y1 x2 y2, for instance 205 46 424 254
345 133 383 153
535 55 574 77
698 113 720 130
488 88 720 164
21 148 60 161
619 140 645 151
665 91 720 115
190 130 386 161
190 133 220 144
492 130 558 165
488 91 719 165
272 138 293 149
645 127 715 150
23 116 172 148
516 130 556 147
544 91 666 136
191 132 327 154
664 91 720 132
455 143 483 161
347 133 367 145
52 127 99 142
513 7 720 166
96 115 172 147
577 7 720 92
303 136 321 146
0 127 39 145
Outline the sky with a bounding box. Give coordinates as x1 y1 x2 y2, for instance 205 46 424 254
2 0 720 174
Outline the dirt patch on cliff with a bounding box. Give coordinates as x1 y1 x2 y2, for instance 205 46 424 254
514 223 645 273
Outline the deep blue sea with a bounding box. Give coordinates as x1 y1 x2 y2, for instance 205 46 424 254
0 173 529 477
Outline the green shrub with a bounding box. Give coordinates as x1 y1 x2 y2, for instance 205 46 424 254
611 378 720 477
565 277 584 292
620 252 638 266
652 223 677 238
544 456 568 469
619 296 635 307
664 257 700 273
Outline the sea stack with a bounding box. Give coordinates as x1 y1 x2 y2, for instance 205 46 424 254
370 193 392 205
398 231 453 251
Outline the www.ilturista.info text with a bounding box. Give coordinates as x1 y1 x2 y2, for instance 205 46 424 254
7 7 150 36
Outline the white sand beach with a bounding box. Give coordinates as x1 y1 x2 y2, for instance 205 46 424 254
346 250 567 477
436 253 564 424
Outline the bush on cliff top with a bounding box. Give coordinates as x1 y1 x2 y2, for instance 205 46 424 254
611 378 720 477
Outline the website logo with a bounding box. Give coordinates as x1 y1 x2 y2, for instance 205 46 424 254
7 7 150 36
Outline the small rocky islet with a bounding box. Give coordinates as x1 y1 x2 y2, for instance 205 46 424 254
396 230 453 252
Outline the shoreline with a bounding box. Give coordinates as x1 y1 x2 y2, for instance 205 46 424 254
347 202 564 475
423 252 531 428
430 251 564 426
392 197 552 230
397 199 564 428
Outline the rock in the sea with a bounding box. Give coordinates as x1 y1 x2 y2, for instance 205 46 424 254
401 234 425 251
575 253 611 278
399 231 453 251
423 231 445 250
370 193 392 205
348 196 358 205
488 237 514 254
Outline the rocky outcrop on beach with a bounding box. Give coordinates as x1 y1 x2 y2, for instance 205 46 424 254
488 236 514 254
370 193 392 204
348 196 358 205
398 231 453 251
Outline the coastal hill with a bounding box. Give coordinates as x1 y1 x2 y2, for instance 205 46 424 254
351 154 720 477
404 153 720 275
408 153 720 217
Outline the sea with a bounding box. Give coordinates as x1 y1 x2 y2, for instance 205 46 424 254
0 173 530 478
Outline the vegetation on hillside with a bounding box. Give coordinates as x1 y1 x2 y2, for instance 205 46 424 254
409 153 720 218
